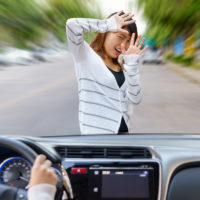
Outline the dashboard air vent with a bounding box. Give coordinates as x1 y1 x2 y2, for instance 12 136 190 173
55 146 151 159
106 147 151 158
55 146 105 158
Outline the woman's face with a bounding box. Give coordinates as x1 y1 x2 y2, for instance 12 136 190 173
103 29 131 59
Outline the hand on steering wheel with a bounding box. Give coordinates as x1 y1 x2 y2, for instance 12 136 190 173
0 137 70 200
29 154 58 187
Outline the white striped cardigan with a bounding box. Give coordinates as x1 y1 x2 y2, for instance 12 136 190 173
66 15 142 134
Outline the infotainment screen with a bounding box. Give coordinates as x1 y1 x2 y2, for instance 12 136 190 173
88 166 155 200
101 170 149 199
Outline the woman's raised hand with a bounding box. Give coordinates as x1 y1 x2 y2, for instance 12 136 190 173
114 10 136 35
121 34 149 56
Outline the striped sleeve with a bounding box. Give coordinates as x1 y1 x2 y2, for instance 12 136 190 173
123 54 143 105
66 16 118 62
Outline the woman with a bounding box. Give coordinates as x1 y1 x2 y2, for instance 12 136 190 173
66 10 148 135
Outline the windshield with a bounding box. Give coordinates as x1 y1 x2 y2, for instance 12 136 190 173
0 0 199 137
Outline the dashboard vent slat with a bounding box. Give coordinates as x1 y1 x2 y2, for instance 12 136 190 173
106 148 151 158
55 146 152 159
57 147 105 158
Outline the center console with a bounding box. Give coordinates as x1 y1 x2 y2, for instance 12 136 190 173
65 161 159 200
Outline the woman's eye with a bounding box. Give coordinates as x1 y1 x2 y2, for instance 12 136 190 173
118 36 124 39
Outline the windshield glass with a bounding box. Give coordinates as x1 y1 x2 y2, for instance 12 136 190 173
0 0 199 137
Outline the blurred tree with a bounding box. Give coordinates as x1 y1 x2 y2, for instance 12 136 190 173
0 0 102 49
0 0 46 48
43 0 102 43
135 0 200 44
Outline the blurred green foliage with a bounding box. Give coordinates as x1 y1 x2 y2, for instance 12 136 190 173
0 0 102 49
136 0 200 45
165 53 195 66
44 0 102 44
0 0 45 49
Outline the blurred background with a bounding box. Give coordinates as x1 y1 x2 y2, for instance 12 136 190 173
0 0 199 136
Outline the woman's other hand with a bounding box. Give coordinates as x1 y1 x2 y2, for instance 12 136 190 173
29 154 58 187
114 10 136 36
121 33 149 56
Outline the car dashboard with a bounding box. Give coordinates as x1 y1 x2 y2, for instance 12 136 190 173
1 134 200 200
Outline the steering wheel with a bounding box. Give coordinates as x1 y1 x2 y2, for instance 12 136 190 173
0 137 65 200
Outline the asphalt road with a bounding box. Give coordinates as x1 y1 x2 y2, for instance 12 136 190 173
0 52 80 136
0 52 199 136
130 62 200 134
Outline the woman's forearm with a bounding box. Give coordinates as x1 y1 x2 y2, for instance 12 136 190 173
66 16 117 62
123 54 143 105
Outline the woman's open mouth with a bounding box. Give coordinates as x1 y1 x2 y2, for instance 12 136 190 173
114 48 121 55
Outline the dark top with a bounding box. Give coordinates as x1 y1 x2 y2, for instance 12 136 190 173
106 66 128 133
